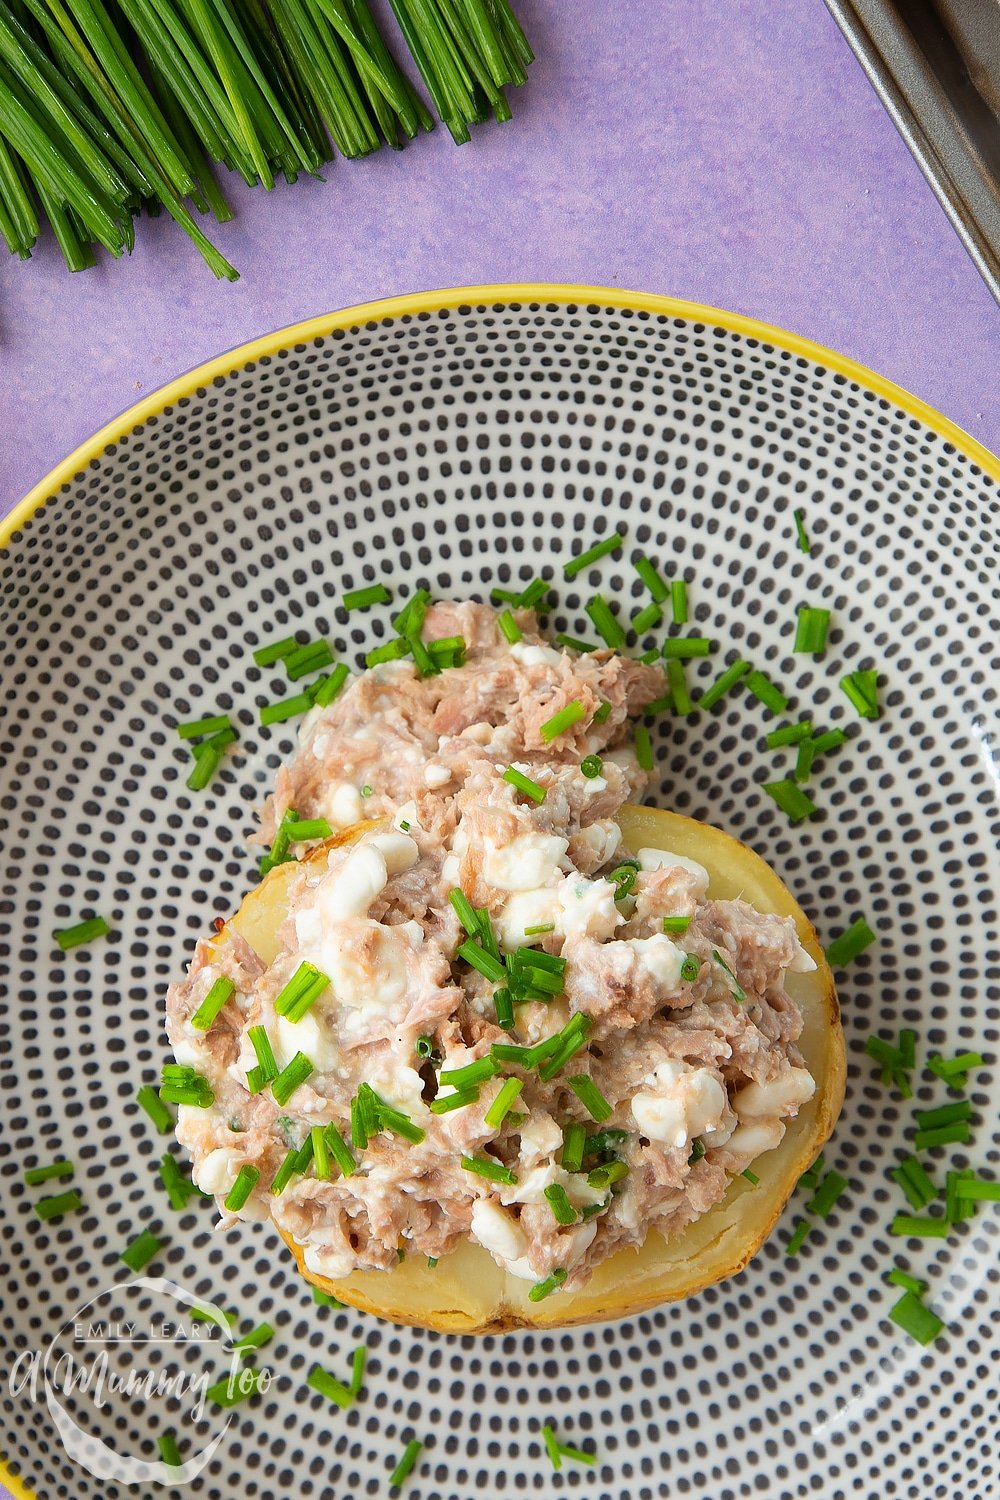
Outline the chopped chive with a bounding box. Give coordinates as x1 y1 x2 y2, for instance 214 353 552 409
793 606 831 654
457 940 507 985
246 1026 278 1094
293 1135 315 1174
887 1267 927 1296
864 1035 900 1069
680 954 702 982
637 647 661 664
159 1064 214 1108
391 589 430 638
350 1344 367 1396
763 778 817 824
188 1306 238 1327
586 1162 628 1192
448 888 481 938
503 766 547 803
593 699 612 723
311 662 351 709
665 658 693 716
429 1087 480 1114
271 1052 314 1107
745 670 789 714
662 637 711 659
608 862 639 900
913 1122 971 1151
928 1051 983 1080
389 1437 424 1490
688 1137 706 1164
901 1157 937 1207
493 988 515 1031
461 1153 518 1186
662 916 692 934
497 609 522 643
914 1100 972 1131
324 1125 356 1179
523 923 556 937
286 640 334 680
207 1370 268 1408
186 743 224 792
631 601 663 635
439 1057 499 1088
805 1170 848 1218
555 633 600 653
795 737 816 782
561 1122 586 1173
785 1219 810 1256
366 640 409 668
539 700 587 743
343 583 392 611
891 1214 950 1238
158 1154 197 1211
307 1364 353 1410
766 720 813 749
55 916 110 951
426 1258 438 1269
177 713 230 739
742 1168 760 1185
35 1189 83 1221
585 594 626 649
274 962 330 1023
190 976 235 1032
811 727 848 758
793 509 811 554
711 949 746 1002
120 1228 163 1270
157 1431 183 1466
840 669 880 720
190 727 237 759
542 1423 563 1471
892 1162 934 1212
564 531 625 579
270 1149 300 1197
583 1127 629 1160
538 1016 594 1082
24 1159 74 1186
224 1166 260 1212
260 692 313 726
490 1035 562 1068
512 580 550 612
543 1183 577 1225
351 1085 376 1150
899 1030 917 1070
643 694 673 715
825 918 876 967
580 754 603 780
555 1440 597 1467
528 1268 567 1302
253 635 298 667
634 554 669 602
285 819 334 842
670 579 688 624
483 1077 523 1130
798 1155 825 1192
137 1086 174 1133
946 1169 977 1222
954 1176 1000 1202
699 657 750 710
634 724 654 771
567 1074 613 1122
888 1290 944 1344
311 1127 331 1181
232 1322 274 1353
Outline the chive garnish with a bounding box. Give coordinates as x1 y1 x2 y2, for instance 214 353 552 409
593 699 612 722
497 609 522 643
662 916 691 934
307 1364 353 1409
271 1052 314 1107
564 531 625 579
890 1214 950 1238
391 589 430 638
766 720 813 749
273 961 330 1022
35 1189 83 1221
680 955 701 982
567 1075 612 1122
231 1322 274 1353
528 1268 567 1302
586 1160 628 1190
253 635 298 668
945 1169 977 1222
311 1127 331 1181
698 657 750 710
785 1219 810 1256
793 606 831 654
914 1100 972 1131
805 1169 848 1218
54 916 110 951
840 669 880 719
157 1431 183 1466
811 727 848 758
762 778 817 824
343 583 392 611
555 633 601 653
461 1153 518 1186
223 1166 260 1212
524 923 556 936
137 1085 174 1133
542 1424 563 1470
670 579 688 624
634 724 653 771
270 1149 299 1198
493 987 515 1031
633 554 669 602
207 1370 268 1408
954 1176 1000 1202
457 940 506 985
429 1087 479 1114
688 1138 706 1164
325 1125 356 1179
347 1344 366 1397
502 766 547 803
448 888 480 938
665 658 693 715
439 1057 499 1088
177 712 230 739
892 1160 935 1212
246 1025 279 1094
745 670 789 714
927 1051 983 1089
608 862 639 900
23 1159 74 1186
793 509 811 553
888 1290 944 1345
538 1013 594 1081
159 1064 214 1108
580 754 603 780
186 741 225 792
485 1077 524 1129
120 1228 163 1270
631 601 663 635
887 1267 927 1296
913 1122 971 1151
711 949 746 1002
794 737 816 782
190 975 235 1031
260 692 313 726
540 700 586 741
742 1167 760 1185
427 1257 438 1269
158 1154 205 1211
585 594 625 649
825 918 876 967
662 637 711 659
311 662 350 708
643 694 673 715
561 1121 586 1173
389 1437 424 1490
285 640 334 681
543 1184 577 1225
366 639 409 668
285 818 333 842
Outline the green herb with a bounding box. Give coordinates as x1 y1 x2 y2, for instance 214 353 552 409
428 1087 479 1114
270 1149 299 1198
54 916 110 951
35 1189 83 1221
350 1344 367 1396
633 724 653 770
311 663 350 708
742 1168 760 1185
528 1268 567 1302
285 639 334 680
762 778 817 824
665 657 693 715
567 1074 612 1122
798 1155 825 1192
886 1267 927 1296
607 862 639 900
159 1063 214 1108
158 1154 203 1211
324 1125 356 1179
439 1057 499 1088
223 1165 260 1212
541 1423 597 1469
794 737 816 782
680 955 701 982
555 633 600 653
793 606 830 654
543 1183 577 1225
457 939 506 985
953 1174 1000 1202
484 1076 524 1129
23 1159 74 1186
586 1160 628 1190
631 601 663 635
745 670 789 714
271 1052 314 1107
540 700 586 741
888 1290 944 1345
766 720 813 749
670 578 688 624
840 668 880 719
811 727 848 758
343 583 392 611
805 1169 848 1218
246 1026 279 1095
537 1013 594 1081
825 918 876 967
542 1423 563 1470
307 1364 353 1410
662 915 691 934
945 1169 977 1223
389 1437 424 1490
207 1370 268 1408
585 594 625 649
285 818 333 842
177 712 230 739
687 1138 706 1164
157 1430 183 1466
253 635 298 668
502 765 546 803
564 531 625 578
392 589 430 638
497 609 522 643
890 1214 950 1238
273 961 330 1022
578 755 604 783
593 699 612 722
231 1322 274 1353
662 637 711 659
461 1153 518 1186
120 1228 163 1270
561 1121 586 1172
492 578 550 610
415 1034 437 1060
365 639 409 668
793 509 810 553
927 1051 983 1090
711 949 746 1002
190 975 235 1031
913 1122 971 1151
137 1085 174 1133
643 694 673 715
785 1219 810 1256
914 1100 972 1131
260 692 313 726
698 657 750 710
633 554 669 602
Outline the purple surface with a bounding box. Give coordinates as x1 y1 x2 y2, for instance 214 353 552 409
1 0 999 520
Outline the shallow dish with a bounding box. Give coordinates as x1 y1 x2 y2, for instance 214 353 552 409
0 285 997 1500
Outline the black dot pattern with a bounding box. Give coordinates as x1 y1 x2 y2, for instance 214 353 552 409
0 299 997 1500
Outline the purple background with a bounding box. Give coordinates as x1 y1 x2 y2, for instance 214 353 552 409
1 0 998 520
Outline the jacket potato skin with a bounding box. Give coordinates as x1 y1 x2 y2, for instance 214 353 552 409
226 807 845 1333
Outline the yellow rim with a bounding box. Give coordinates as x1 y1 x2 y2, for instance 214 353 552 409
2 282 998 549
0 282 995 1499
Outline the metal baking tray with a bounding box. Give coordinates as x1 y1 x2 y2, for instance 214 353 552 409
825 0 1000 304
